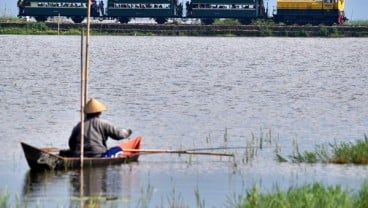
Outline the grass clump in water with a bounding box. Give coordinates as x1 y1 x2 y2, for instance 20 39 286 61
276 135 368 164
230 182 368 208
331 135 368 164
0 190 10 208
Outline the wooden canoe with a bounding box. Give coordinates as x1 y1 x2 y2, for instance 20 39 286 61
21 137 141 171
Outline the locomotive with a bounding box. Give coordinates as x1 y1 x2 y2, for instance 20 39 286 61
274 0 347 25
17 0 346 25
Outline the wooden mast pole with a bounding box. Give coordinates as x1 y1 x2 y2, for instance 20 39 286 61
80 29 85 168
79 29 85 208
84 0 91 105
81 0 92 168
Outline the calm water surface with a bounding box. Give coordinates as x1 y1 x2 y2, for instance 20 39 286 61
1 35 368 207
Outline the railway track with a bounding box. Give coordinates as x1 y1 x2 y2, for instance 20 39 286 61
1 22 368 37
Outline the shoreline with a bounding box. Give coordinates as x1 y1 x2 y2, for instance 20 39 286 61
1 22 368 37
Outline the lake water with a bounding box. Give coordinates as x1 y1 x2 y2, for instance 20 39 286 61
1 35 368 207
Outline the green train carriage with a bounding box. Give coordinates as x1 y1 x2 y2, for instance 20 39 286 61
17 0 101 23
107 0 181 24
186 0 266 25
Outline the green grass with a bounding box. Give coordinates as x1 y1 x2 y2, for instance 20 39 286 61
212 18 241 26
330 136 368 164
0 190 10 208
345 20 368 26
231 182 368 208
277 135 368 164
0 22 58 35
0 17 25 23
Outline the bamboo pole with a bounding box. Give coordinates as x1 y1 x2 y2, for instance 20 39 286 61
84 0 91 105
80 1 92 204
80 29 85 168
81 0 91 169
40 147 234 157
123 148 234 157
79 27 85 208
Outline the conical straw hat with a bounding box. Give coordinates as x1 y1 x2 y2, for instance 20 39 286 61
84 98 107 114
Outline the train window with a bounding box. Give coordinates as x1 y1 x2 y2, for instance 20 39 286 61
191 3 255 10
112 3 170 9
33 1 87 8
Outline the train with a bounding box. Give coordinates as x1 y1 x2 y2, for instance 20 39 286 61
274 0 347 25
17 0 347 25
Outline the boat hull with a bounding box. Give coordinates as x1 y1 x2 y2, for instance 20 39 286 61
21 140 140 171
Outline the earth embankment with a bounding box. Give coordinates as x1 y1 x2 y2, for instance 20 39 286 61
1 22 368 37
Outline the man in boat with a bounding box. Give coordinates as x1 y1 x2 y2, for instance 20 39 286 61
66 98 133 157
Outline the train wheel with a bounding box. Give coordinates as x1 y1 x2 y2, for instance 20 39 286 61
34 16 47 22
155 17 167 24
118 17 130 24
239 18 251 25
71 16 84 23
201 18 214 25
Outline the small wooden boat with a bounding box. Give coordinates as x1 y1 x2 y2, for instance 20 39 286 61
21 137 142 171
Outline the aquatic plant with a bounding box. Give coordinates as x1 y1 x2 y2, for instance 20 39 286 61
277 135 368 164
194 187 205 208
0 190 10 208
355 181 368 208
330 135 368 164
234 182 368 208
0 190 22 208
136 184 154 208
165 186 188 208
246 183 352 208
224 128 228 142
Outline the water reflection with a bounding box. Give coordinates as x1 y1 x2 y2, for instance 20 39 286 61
22 164 141 207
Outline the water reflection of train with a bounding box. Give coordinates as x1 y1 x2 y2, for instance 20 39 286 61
17 0 346 25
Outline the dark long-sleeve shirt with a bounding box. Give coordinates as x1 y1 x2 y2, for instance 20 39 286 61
68 117 130 157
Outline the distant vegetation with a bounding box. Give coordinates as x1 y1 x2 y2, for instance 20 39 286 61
1 16 367 25
212 18 241 26
0 17 25 23
0 17 367 36
345 20 368 26
0 22 62 35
